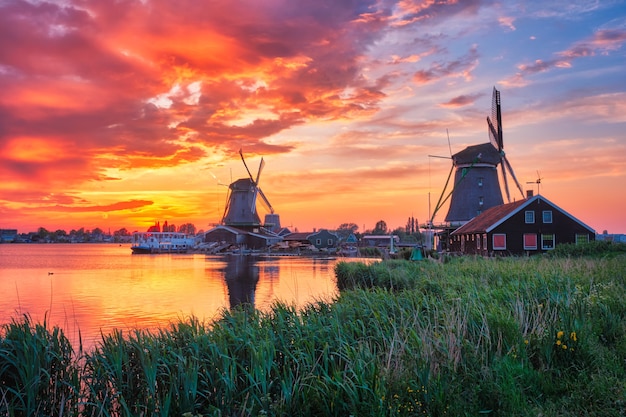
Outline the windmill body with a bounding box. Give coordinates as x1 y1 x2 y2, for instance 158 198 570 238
222 178 262 227
445 143 504 224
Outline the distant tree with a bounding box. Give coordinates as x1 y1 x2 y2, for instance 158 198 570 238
53 229 68 242
178 223 197 235
114 228 129 237
393 226 419 243
372 220 388 235
37 227 49 239
335 223 359 239
406 216 418 234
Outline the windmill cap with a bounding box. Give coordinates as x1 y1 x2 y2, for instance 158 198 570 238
453 142 501 165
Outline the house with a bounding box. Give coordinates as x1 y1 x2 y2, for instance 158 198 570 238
202 225 282 251
596 233 626 243
282 229 340 251
308 229 339 250
449 194 595 256
1 229 18 243
361 235 399 248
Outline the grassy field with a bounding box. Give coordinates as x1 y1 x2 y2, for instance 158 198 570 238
1 241 625 416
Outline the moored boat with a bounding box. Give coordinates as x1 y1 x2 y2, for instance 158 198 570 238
131 231 195 254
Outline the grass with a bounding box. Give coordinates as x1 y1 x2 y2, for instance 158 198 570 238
1 241 625 416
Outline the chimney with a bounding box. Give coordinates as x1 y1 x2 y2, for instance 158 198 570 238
526 189 534 198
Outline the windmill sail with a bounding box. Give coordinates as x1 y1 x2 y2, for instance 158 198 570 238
486 87 524 203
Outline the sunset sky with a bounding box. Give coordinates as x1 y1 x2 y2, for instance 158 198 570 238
1 0 625 235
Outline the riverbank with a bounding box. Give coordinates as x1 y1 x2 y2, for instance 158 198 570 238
1 242 625 416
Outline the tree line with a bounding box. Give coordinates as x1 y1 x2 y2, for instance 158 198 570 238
19 217 421 244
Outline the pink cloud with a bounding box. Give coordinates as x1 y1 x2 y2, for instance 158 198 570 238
412 45 479 84
439 93 483 108
505 28 626 84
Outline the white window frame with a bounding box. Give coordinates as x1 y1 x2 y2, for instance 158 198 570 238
316 238 321 245
542 210 553 224
493 234 506 250
523 233 537 250
541 234 555 250
327 239 333 245
576 234 589 244
525 211 535 224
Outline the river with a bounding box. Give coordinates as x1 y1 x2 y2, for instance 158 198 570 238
0 243 369 349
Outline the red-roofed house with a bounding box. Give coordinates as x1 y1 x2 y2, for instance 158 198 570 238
449 194 595 256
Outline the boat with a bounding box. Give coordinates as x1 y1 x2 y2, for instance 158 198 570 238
131 231 196 254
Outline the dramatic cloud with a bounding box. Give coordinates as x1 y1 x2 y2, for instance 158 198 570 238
1 0 624 233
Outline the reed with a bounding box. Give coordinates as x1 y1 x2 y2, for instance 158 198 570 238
1 249 625 416
0 314 82 416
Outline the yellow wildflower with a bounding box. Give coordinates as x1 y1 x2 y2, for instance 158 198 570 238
570 331 577 342
556 340 562 346
557 331 564 339
562 344 568 349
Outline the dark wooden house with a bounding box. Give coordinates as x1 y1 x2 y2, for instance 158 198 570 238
449 194 595 256
308 229 339 250
282 229 340 250
203 225 282 251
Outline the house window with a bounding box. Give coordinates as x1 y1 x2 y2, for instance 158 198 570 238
478 177 483 187
327 239 334 245
542 211 553 223
316 238 321 245
479 196 484 206
525 211 535 224
493 234 506 250
541 234 555 250
524 233 537 250
576 234 589 244
483 234 487 250
477 235 481 250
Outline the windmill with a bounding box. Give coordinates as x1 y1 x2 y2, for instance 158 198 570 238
435 87 525 225
221 150 280 231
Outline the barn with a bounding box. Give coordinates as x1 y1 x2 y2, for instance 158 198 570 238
449 194 595 256
203 225 282 251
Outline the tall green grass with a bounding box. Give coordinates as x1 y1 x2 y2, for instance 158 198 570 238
0 314 81 416
2 251 625 416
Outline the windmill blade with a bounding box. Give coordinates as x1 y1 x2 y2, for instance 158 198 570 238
503 155 525 198
257 187 274 214
501 162 511 203
221 188 233 223
491 87 504 150
487 116 499 150
239 149 255 183
255 157 265 186
250 187 258 213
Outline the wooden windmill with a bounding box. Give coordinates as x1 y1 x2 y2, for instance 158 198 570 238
433 88 525 225
221 150 280 231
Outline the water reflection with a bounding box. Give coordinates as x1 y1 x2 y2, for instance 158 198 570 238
222 255 259 309
1 244 373 350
